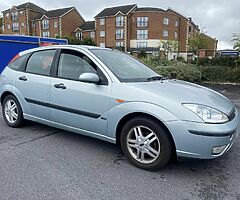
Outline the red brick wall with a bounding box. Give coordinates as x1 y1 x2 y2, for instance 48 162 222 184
61 9 85 37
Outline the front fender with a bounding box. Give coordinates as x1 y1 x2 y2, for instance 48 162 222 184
106 101 178 139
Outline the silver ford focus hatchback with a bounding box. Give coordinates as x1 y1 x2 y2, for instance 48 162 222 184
0 45 239 171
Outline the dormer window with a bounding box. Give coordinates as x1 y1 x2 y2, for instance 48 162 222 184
116 16 124 27
12 11 18 21
42 19 49 30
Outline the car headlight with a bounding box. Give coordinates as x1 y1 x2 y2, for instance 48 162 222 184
183 104 229 123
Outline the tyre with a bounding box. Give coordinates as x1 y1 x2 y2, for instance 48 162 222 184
2 95 24 128
120 117 173 171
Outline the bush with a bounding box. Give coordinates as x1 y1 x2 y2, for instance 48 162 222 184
200 66 240 83
139 50 147 58
197 56 240 67
155 65 202 83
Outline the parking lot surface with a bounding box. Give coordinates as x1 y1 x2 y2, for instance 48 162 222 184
0 84 240 200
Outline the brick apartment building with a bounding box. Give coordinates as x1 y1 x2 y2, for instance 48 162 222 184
1 2 85 38
94 4 217 59
1 2 217 58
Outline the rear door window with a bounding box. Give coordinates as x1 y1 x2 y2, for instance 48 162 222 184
26 50 56 76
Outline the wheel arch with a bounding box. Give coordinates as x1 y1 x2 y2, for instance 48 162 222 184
115 112 176 157
0 91 15 105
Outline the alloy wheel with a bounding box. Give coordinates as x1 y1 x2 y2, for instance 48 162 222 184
127 126 160 164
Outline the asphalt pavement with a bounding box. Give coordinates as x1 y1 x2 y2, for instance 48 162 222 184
0 84 240 200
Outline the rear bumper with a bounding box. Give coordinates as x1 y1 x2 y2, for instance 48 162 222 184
166 113 240 159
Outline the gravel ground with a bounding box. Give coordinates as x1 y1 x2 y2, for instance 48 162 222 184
0 84 239 200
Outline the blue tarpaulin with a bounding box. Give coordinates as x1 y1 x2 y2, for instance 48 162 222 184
0 35 68 72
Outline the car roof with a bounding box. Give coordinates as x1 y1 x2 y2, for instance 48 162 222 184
19 45 109 56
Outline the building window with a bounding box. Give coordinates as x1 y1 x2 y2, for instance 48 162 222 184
137 30 148 40
90 31 95 39
116 16 124 27
100 43 105 48
20 11 24 15
100 31 105 37
42 31 50 38
42 20 49 30
174 32 178 39
137 17 148 27
189 26 192 33
163 30 169 37
21 22 25 27
137 42 147 48
7 24 11 30
175 20 179 27
6 13 10 19
12 23 19 31
54 21 58 28
100 18 105 26
12 11 18 21
32 22 36 28
116 29 124 39
116 41 124 47
163 17 169 25
76 32 83 40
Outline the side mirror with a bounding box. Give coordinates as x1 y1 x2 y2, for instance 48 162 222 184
79 73 100 84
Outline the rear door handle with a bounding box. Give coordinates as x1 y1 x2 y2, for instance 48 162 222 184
54 83 67 89
18 76 27 81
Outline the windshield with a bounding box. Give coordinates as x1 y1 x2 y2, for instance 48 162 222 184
90 49 159 82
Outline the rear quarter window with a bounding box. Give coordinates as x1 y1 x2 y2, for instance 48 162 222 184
8 54 28 71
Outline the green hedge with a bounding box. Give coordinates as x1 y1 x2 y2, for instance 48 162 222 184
197 56 240 67
200 66 240 83
151 63 202 83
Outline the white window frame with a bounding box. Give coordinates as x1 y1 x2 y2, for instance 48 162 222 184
90 31 95 39
137 17 148 27
137 30 148 40
163 30 169 37
100 43 105 48
100 18 105 26
21 22 25 27
76 32 83 40
42 19 49 30
163 17 169 25
54 21 58 28
42 31 50 38
116 16 124 27
174 31 178 39
20 11 24 15
137 42 147 48
175 20 179 27
7 24 11 30
116 29 124 40
100 31 105 37
11 11 18 21
12 23 19 31
116 41 124 47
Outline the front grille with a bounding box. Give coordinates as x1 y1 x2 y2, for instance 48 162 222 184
228 108 236 121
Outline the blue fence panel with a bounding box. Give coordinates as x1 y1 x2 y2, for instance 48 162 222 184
0 35 68 73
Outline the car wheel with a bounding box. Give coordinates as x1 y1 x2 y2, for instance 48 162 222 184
120 117 173 171
2 95 24 128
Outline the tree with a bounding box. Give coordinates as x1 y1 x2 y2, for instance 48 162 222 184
188 32 208 54
232 33 240 51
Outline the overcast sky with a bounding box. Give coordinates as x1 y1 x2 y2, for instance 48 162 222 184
1 0 240 50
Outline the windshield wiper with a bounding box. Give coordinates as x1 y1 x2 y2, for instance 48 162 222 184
147 76 166 82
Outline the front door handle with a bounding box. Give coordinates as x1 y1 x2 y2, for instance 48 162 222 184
54 83 67 89
18 76 27 81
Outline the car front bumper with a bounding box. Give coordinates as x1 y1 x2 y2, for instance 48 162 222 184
166 112 240 159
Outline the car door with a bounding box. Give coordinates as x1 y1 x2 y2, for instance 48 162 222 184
49 49 111 136
15 49 56 120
